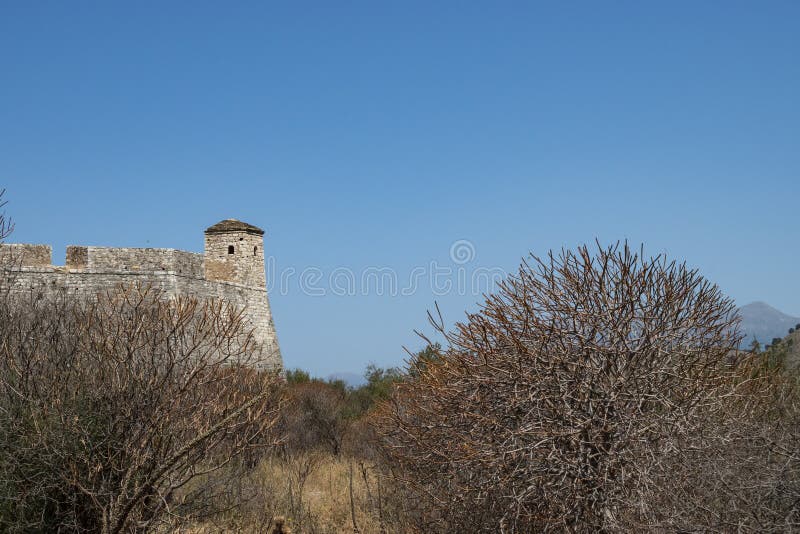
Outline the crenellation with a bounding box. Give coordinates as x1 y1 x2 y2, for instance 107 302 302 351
84 247 175 272
0 244 52 267
66 246 88 269
0 220 282 371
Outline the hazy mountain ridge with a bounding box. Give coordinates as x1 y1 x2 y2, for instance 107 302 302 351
738 301 800 347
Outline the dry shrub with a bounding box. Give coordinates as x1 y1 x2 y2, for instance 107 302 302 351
374 241 749 532
0 283 281 533
278 381 350 456
641 358 800 531
227 377 413 532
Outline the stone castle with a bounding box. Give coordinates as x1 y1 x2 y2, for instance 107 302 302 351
0 219 282 370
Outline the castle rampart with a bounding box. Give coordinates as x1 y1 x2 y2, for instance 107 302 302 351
0 220 282 370
62 246 206 278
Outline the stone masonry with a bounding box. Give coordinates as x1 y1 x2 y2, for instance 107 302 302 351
0 219 282 370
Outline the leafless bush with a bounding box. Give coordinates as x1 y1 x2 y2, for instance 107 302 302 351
374 241 746 532
0 283 281 533
642 359 800 532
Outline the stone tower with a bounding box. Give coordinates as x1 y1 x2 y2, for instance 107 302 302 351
204 219 266 287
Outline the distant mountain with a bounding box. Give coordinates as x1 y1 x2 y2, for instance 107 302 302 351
738 302 800 348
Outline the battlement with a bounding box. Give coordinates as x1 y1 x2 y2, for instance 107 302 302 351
0 220 282 370
0 244 52 267
64 246 205 278
2 245 205 278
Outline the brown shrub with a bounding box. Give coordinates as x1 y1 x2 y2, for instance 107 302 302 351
374 242 747 532
0 283 281 533
640 358 800 531
279 381 350 456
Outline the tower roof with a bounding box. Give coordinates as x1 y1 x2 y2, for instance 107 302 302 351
204 219 264 236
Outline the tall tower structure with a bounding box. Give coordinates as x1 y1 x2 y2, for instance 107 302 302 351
203 219 282 368
204 219 266 287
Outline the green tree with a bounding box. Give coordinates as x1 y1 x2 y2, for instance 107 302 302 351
345 364 404 418
285 368 313 385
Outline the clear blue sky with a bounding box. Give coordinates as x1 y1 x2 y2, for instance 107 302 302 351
1 1 798 377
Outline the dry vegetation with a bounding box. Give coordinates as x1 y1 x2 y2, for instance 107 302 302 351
374 242 800 532
0 193 283 532
180 452 407 533
2 191 799 533
0 282 283 533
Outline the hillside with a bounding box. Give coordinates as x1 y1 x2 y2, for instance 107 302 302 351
738 301 800 347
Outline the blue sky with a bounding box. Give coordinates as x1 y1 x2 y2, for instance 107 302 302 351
1 1 798 377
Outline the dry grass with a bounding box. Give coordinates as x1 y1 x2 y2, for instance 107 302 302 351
179 452 410 533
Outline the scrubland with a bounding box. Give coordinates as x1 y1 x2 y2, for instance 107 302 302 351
1 198 799 532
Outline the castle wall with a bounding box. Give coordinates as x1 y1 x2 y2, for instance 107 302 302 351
176 276 281 364
68 247 206 278
174 250 205 279
85 247 174 271
3 267 179 301
1 247 281 371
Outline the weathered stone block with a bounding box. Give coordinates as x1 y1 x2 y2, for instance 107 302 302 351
0 244 52 267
